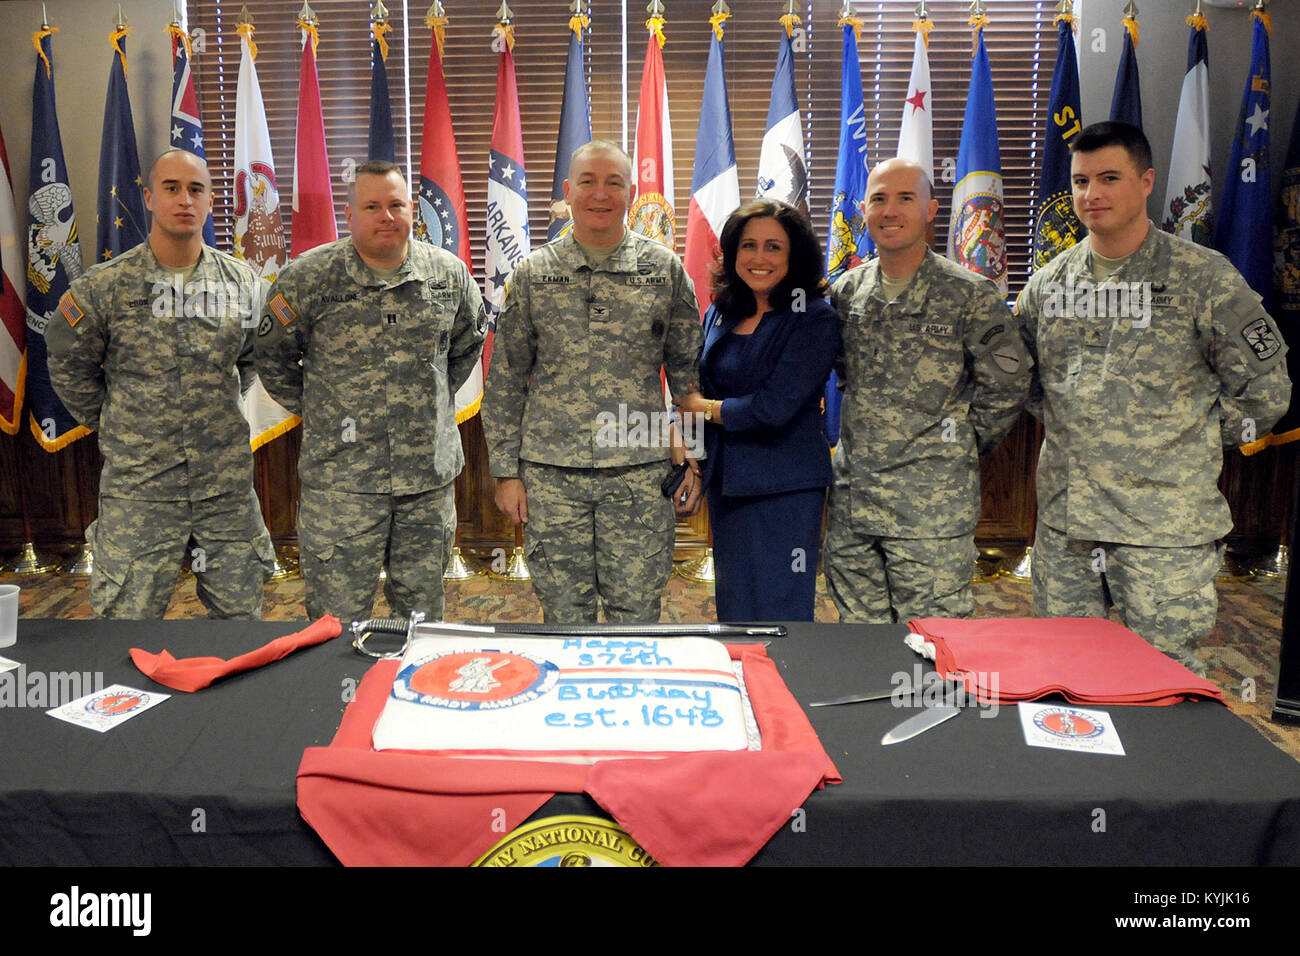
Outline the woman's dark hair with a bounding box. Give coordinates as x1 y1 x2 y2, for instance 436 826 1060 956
711 199 828 317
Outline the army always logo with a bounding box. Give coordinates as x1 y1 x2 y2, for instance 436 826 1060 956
391 648 559 711
84 690 148 717
1032 707 1103 739
473 815 659 867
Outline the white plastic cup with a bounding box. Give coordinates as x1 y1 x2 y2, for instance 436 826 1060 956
0 585 19 648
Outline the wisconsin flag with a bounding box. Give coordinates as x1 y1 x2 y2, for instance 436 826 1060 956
290 15 337 258
168 18 217 246
757 12 807 216
548 7 592 243
1161 12 1213 244
0 121 24 435
233 17 295 448
1032 11 1083 269
949 23 1006 293
96 27 148 261
630 13 675 248
897 21 933 181
417 8 477 419
824 10 872 450
484 19 530 377
683 11 739 319
1215 8 1272 307
26 28 89 451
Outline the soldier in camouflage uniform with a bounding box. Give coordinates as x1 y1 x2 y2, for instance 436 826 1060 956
481 141 701 622
826 158 1029 623
254 160 486 625
1017 122 1291 674
46 149 273 619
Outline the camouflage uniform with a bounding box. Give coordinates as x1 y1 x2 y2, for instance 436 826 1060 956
826 250 1029 623
254 238 486 625
45 242 273 619
481 232 700 622
1017 224 1291 673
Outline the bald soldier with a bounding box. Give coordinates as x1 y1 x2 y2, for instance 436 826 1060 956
481 140 702 623
254 160 486 626
825 157 1030 622
1017 122 1291 674
46 149 274 618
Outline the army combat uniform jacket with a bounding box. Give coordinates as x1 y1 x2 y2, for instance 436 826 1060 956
1016 224 1291 547
46 242 263 501
830 250 1030 537
482 231 700 478
255 238 487 495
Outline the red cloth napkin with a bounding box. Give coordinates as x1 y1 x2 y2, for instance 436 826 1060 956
130 616 342 692
907 617 1224 706
297 644 840 867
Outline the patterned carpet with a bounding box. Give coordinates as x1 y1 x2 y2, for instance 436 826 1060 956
5 548 1296 761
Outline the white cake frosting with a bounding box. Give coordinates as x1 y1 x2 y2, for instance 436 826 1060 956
371 635 752 760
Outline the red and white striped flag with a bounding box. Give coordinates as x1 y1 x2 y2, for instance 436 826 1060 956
630 9 675 249
0 121 24 435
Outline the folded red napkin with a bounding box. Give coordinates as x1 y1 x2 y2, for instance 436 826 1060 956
907 617 1224 706
130 616 342 692
297 644 841 867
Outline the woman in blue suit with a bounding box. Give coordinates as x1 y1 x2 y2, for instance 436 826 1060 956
674 200 839 621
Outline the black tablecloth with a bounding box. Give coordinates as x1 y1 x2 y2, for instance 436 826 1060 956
2 618 1298 866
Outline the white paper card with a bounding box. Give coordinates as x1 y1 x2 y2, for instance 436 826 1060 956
46 684 169 733
1018 702 1125 756
0 655 18 674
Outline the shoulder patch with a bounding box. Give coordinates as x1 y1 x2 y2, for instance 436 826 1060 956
269 293 297 327
1241 317 1282 362
58 292 84 329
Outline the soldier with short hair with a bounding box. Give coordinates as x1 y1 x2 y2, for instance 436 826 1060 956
481 140 702 623
254 159 486 625
1016 121 1291 674
825 157 1029 623
46 148 274 619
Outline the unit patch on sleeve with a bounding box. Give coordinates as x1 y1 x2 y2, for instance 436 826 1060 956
1241 317 1281 361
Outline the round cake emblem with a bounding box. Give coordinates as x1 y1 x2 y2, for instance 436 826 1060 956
392 648 559 710
472 816 659 868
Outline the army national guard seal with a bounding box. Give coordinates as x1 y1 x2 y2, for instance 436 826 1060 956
473 815 659 867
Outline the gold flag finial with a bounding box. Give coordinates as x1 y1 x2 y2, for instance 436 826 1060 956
780 0 800 38
298 2 320 56
569 0 589 38
1121 2 1139 46
646 0 666 48
238 5 253 27
709 1 731 41
838 0 861 43
969 1 988 41
298 2 318 24
236 6 257 60
494 3 516 51
1054 1 1075 28
110 5 131 76
496 2 514 23
913 1 932 46
427 3 448 57
914 0 928 20
373 1 389 23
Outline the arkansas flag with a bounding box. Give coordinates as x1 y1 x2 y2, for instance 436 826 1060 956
0 120 23 435
417 10 478 421
756 12 807 217
683 13 739 319
897 21 934 181
484 19 530 376
290 16 337 258
233 18 297 449
630 13 675 249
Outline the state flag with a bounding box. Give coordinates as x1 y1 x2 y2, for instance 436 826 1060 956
548 8 592 243
756 12 807 216
1161 12 1213 244
96 26 148 262
949 23 1006 293
0 121 25 435
168 17 217 246
290 15 337 258
630 14 675 249
1032 11 1084 269
897 22 933 181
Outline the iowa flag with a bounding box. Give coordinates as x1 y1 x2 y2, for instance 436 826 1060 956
757 11 807 215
